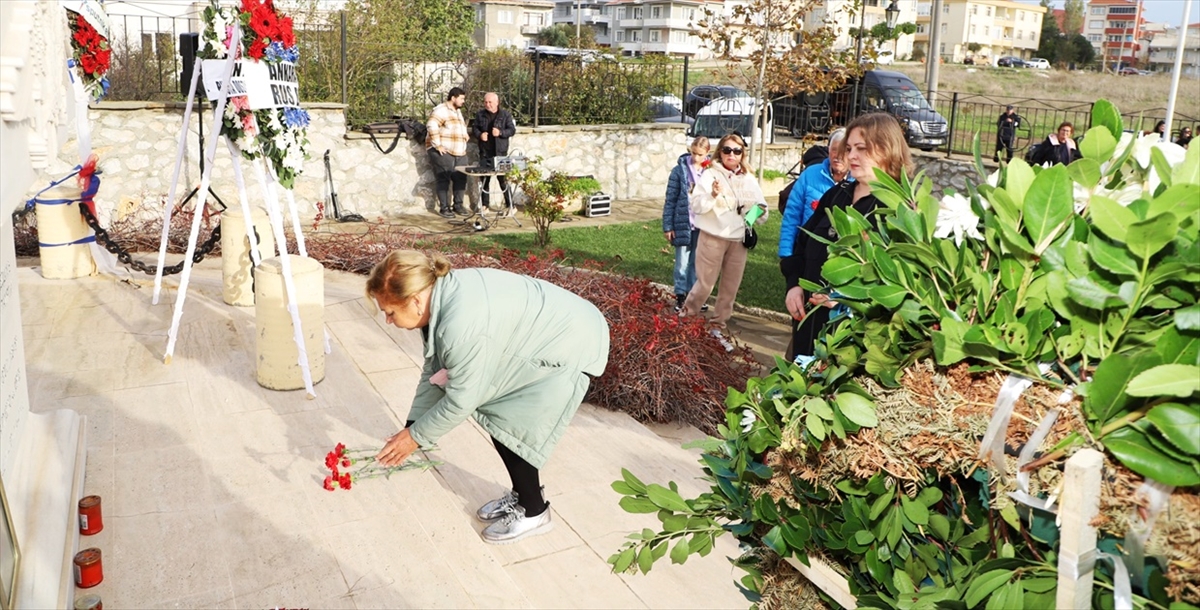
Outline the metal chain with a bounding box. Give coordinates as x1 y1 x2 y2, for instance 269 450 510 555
78 203 221 276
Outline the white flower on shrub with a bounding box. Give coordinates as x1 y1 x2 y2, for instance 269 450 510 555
934 193 983 246
1131 135 1187 193
740 409 756 433
1072 181 1142 212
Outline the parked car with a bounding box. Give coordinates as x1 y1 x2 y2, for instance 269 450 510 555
772 69 948 151
689 96 774 146
1118 67 1141 76
1026 58 1051 69
683 85 749 118
875 50 895 65
997 56 1026 68
648 94 695 125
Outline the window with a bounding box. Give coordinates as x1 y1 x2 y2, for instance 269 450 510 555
970 5 977 15
1107 35 1121 42
1017 11 1023 21
987 7 993 17
651 5 661 18
687 9 695 20
650 29 660 41
971 24 976 34
995 27 1002 38
631 30 641 41
1111 21 1128 29
524 12 543 26
1089 19 1103 29
939 42 946 53
1091 6 1105 14
1017 30 1023 40
634 7 642 19
943 3 949 14
617 30 624 41
618 7 625 19
1088 33 1102 41
1110 6 1136 14
498 10 513 24
941 22 947 33
476 6 484 22
917 3 930 16
916 23 926 33
498 38 512 46
671 30 687 43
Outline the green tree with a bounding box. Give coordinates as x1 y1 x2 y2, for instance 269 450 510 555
538 24 572 47
291 0 475 126
1036 15 1063 63
1069 33 1095 66
1062 0 1084 35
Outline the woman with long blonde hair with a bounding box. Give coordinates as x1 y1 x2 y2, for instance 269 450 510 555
781 113 912 358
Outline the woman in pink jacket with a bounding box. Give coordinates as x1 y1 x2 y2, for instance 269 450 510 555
681 133 768 351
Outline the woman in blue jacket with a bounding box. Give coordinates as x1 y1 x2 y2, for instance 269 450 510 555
662 137 711 311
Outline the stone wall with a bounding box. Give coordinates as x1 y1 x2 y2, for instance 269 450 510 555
59 102 982 224
64 102 830 223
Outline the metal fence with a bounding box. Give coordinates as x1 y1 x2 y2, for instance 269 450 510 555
103 13 690 130
929 92 1199 158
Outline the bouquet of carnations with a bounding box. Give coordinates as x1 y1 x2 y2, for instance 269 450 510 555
321 442 442 491
199 0 309 188
67 10 110 100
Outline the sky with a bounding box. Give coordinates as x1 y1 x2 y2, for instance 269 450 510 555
1041 0 1200 27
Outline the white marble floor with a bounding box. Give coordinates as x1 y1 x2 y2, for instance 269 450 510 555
17 258 748 609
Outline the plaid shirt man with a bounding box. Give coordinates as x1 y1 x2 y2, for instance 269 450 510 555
426 101 469 157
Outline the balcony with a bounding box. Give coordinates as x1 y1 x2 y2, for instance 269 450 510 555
521 24 542 35
642 17 672 27
639 40 700 54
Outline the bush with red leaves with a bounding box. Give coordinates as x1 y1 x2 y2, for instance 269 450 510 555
445 248 759 434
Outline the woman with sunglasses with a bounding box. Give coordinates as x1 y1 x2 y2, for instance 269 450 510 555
681 133 769 351
781 113 912 359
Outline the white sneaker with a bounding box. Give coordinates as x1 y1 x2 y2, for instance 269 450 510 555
481 504 554 544
710 329 735 352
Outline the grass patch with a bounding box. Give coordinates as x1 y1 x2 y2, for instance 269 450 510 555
458 215 787 314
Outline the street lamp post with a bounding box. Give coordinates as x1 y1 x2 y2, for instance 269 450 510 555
886 0 900 57
852 0 901 120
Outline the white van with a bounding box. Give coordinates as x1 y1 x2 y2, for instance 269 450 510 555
690 96 775 147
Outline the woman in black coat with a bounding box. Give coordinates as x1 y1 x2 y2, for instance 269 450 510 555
1031 121 1082 166
780 112 913 360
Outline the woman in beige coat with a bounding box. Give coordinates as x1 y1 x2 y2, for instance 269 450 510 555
681 133 769 351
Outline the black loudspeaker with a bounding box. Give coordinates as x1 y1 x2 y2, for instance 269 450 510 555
179 32 200 98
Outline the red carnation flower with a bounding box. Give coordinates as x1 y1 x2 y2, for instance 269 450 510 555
250 5 279 39
94 49 111 72
80 54 98 75
324 452 339 470
247 38 268 60
339 473 352 490
322 475 336 491
241 0 259 13
335 443 346 456
341 458 351 468
278 15 295 48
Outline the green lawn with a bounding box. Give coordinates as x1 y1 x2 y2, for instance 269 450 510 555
459 214 788 314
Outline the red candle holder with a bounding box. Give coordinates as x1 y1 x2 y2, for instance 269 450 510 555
79 495 103 535
74 548 103 588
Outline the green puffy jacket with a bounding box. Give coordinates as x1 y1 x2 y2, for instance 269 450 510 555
407 268 610 469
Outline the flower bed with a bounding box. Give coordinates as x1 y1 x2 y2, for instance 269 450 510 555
608 102 1200 608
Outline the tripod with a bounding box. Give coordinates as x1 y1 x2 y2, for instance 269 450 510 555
176 97 228 214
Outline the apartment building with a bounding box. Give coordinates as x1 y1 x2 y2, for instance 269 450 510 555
914 0 1046 63
1081 0 1144 69
603 0 719 57
552 1 614 46
1147 23 1200 76
806 0 921 59
473 0 556 49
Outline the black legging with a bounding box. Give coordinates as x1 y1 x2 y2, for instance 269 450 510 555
406 420 546 517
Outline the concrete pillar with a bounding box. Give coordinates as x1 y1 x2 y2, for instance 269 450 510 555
35 184 96 279
254 255 325 390
220 208 275 307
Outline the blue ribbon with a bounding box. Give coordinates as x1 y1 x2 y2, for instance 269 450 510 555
39 235 97 248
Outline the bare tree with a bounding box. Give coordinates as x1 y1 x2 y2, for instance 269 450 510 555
694 0 862 174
